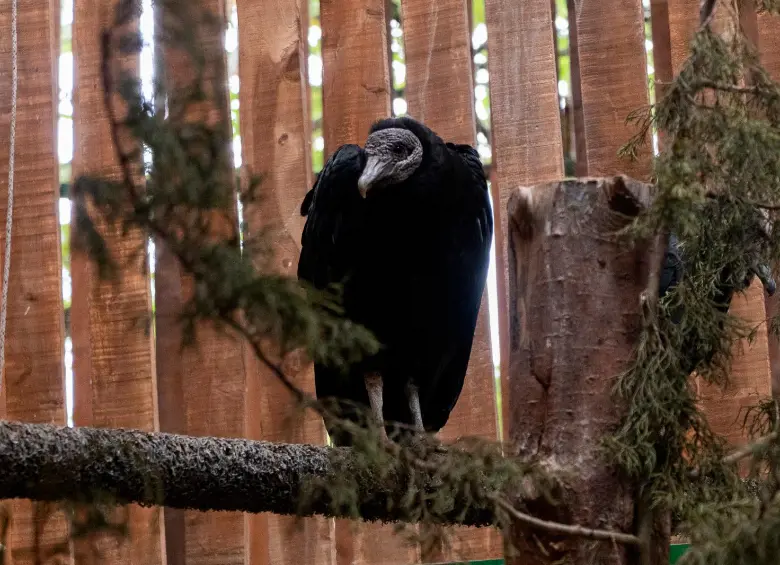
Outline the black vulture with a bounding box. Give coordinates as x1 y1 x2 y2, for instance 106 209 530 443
658 204 776 375
297 116 493 446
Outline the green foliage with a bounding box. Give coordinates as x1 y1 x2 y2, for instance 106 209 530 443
612 12 780 564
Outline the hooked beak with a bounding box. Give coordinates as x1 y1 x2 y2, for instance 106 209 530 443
358 156 392 198
752 263 777 296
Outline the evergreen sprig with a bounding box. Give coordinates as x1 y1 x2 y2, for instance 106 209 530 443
613 9 780 563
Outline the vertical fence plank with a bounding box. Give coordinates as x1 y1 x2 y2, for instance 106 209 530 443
759 10 780 79
153 2 249 565
0 1 70 564
69 1 165 564
484 0 564 461
569 0 651 178
318 3 409 565
399 0 499 561
235 1 334 564
321 0 391 152
758 10 780 399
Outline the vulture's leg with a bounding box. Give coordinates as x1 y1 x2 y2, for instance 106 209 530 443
406 382 425 433
364 372 388 441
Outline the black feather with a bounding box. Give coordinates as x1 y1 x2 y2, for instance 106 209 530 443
297 117 493 446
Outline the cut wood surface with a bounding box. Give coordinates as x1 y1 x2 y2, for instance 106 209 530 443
0 1 69 564
236 0 333 564
505 177 666 565
319 1 407 564
153 2 250 565
401 0 497 560
484 0 564 462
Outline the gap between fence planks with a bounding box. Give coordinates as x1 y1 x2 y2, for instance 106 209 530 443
153 2 251 565
483 0 565 463
0 1 70 564
319 1 419 564
235 0 335 564
400 0 500 561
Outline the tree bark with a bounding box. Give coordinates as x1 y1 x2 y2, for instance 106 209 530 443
504 177 670 565
0 419 495 527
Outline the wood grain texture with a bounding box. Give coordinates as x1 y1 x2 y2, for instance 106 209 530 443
758 9 780 398
153 1 249 565
666 0 699 74
235 0 334 564
484 0 564 461
320 0 391 155
320 2 414 564
569 0 652 178
0 1 70 564
69 1 164 564
505 178 662 565
758 10 780 79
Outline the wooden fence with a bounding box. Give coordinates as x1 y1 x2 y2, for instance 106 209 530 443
0 0 779 564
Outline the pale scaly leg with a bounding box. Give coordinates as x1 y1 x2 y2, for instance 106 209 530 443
406 382 425 433
364 372 388 442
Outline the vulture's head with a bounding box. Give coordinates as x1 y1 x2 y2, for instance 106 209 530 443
358 120 425 198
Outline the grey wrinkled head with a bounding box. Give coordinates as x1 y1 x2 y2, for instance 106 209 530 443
358 128 423 197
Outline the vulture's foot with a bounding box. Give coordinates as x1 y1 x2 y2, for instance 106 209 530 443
364 372 389 443
405 382 425 433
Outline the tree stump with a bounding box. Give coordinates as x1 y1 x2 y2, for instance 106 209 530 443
504 177 669 565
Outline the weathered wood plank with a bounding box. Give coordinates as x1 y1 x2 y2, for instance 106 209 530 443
319 2 410 564
321 0 391 154
649 0 673 145
758 8 780 399
69 1 164 564
569 0 651 177
153 1 249 565
235 0 334 564
484 0 564 471
0 0 69 564
400 0 499 561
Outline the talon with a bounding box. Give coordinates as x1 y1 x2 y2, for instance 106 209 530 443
406 382 425 433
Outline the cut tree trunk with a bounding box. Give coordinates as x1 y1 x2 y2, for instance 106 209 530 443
504 177 670 565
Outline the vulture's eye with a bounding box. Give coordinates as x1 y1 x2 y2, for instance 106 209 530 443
391 143 404 156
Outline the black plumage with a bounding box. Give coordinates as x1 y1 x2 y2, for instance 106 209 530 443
297 116 493 446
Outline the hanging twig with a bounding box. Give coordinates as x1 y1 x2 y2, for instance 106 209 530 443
491 495 642 546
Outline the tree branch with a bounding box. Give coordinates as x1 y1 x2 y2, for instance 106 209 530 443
722 431 779 466
0 420 492 526
491 496 642 546
0 420 644 547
